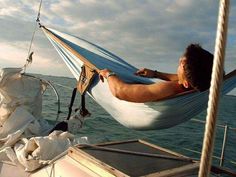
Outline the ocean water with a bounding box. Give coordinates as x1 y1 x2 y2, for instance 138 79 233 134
39 74 236 171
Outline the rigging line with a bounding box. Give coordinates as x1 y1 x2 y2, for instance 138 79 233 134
198 0 230 176
23 0 43 70
36 0 43 23
27 0 43 57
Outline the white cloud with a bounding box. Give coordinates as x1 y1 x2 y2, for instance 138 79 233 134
0 6 18 16
0 41 72 77
0 42 27 65
0 0 235 76
0 0 21 16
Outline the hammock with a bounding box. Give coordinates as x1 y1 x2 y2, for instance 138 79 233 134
43 27 236 130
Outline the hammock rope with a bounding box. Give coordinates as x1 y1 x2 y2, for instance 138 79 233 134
198 0 230 176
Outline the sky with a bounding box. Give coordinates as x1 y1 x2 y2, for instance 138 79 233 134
0 0 235 78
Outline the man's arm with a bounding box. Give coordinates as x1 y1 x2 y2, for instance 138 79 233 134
135 68 178 81
155 71 178 81
99 69 181 103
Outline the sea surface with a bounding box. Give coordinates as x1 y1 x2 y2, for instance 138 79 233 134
38 74 236 172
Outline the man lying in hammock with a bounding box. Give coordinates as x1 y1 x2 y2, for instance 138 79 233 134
99 44 214 103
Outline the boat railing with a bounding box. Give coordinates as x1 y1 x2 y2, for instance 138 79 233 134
181 118 236 170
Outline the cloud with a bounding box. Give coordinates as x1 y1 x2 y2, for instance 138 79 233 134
0 0 235 76
0 40 70 77
0 43 26 67
0 0 38 20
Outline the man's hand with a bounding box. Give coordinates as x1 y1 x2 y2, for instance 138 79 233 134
135 68 156 78
99 69 111 82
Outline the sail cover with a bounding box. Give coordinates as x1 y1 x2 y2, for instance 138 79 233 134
43 27 236 130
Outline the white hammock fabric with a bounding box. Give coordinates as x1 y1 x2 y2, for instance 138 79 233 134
43 28 236 130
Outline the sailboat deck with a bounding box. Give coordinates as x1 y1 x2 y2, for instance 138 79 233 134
69 139 199 176
2 139 235 176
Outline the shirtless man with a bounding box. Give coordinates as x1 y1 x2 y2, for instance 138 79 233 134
99 44 214 103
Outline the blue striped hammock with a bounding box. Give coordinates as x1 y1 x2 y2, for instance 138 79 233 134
43 27 236 130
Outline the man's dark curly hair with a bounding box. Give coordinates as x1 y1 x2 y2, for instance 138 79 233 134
183 44 214 92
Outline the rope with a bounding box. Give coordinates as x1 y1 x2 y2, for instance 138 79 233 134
23 0 43 72
52 82 74 90
198 0 230 176
36 0 43 23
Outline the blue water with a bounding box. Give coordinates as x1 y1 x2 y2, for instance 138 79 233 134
39 74 236 171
